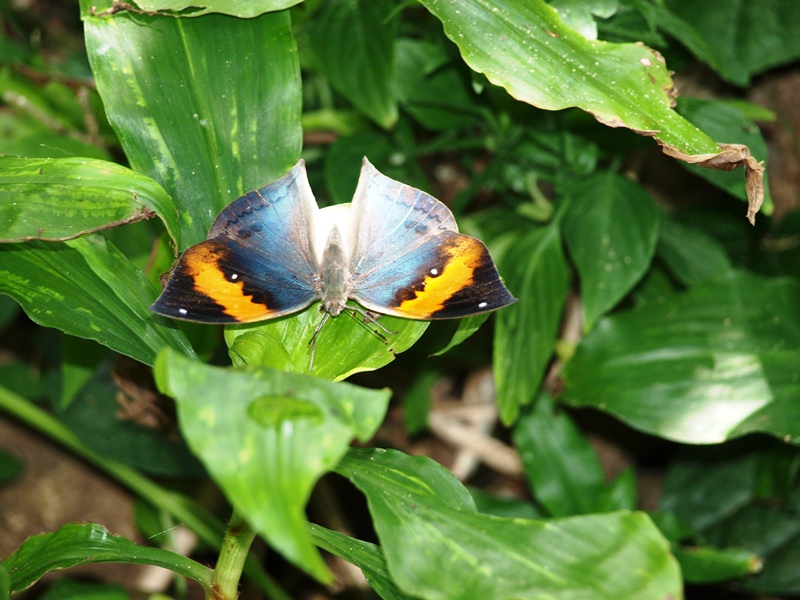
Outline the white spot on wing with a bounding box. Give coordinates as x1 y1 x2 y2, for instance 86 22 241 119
178 308 188 315
478 302 488 309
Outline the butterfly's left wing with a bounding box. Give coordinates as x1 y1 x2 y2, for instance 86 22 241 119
348 159 516 320
151 161 321 323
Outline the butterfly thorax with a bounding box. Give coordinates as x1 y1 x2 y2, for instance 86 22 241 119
319 225 352 317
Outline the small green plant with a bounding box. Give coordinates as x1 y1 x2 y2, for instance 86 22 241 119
1 1 799 599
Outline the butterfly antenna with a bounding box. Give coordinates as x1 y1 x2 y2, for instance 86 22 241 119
308 312 331 371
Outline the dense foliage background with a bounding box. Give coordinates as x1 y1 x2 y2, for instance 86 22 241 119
1 1 800 599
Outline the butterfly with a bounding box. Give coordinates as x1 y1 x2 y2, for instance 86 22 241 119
150 158 516 337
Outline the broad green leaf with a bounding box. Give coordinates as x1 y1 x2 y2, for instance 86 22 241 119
513 394 607 517
57 359 204 476
0 564 8 600
661 444 800 593
550 0 619 40
430 313 490 357
1 522 212 594
324 132 414 205
401 370 440 435
562 172 660 331
469 488 544 520
642 1 725 76
562 271 800 444
657 217 732 286
0 236 195 366
0 110 110 162
0 156 178 243
665 0 800 87
154 348 391 582
673 545 762 584
225 303 429 380
308 0 398 129
494 224 569 424
337 447 682 600
395 39 481 132
598 467 637 513
40 580 129 600
309 525 417 600
418 0 720 156
92 0 303 17
58 335 107 409
83 8 302 249
677 97 772 212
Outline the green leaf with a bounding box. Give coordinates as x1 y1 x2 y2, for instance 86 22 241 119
57 359 204 476
430 313 490 357
562 271 800 444
469 488 544 519
418 0 720 156
0 156 178 243
308 0 398 129
309 525 417 600
665 0 800 87
337 447 682 600
677 97 772 212
599 467 637 512
402 370 439 436
57 335 107 409
225 303 428 380
550 0 619 40
395 39 481 131
1 522 212 594
98 0 303 17
0 236 195 366
40 580 129 600
513 394 607 517
494 224 569 424
673 545 762 584
657 217 733 286
0 109 110 162
0 564 8 600
83 8 302 249
661 444 800 593
562 172 661 331
154 348 392 582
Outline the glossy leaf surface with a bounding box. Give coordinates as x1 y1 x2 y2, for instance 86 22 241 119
665 0 800 86
494 224 569 424
513 394 607 517
308 0 398 129
0 236 195 366
0 156 177 243
83 7 302 249
562 271 800 444
225 303 429 381
309 525 416 600
1 522 212 594
418 0 720 155
337 447 681 600
562 172 661 331
155 349 391 582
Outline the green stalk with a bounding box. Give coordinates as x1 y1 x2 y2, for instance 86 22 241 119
0 385 291 600
213 509 259 599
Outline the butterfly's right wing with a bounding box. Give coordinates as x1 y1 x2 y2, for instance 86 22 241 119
151 161 322 323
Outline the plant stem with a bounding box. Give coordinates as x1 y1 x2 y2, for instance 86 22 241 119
0 385 291 600
213 509 259 599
